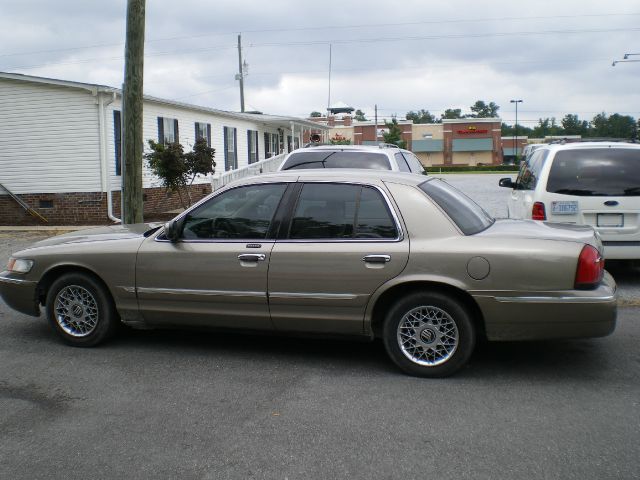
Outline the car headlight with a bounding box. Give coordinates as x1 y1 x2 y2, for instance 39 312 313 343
7 258 34 273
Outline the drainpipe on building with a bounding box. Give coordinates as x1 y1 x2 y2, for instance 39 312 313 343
97 90 121 223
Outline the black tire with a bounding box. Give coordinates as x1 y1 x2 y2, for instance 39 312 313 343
382 291 476 378
45 272 118 347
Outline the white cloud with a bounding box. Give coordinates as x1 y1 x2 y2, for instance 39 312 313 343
1 0 638 123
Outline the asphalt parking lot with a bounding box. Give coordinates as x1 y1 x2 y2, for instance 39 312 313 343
1 175 639 479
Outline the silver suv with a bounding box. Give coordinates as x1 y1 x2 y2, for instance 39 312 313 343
278 144 425 174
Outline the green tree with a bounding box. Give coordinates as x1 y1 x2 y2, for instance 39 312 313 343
146 138 216 208
184 138 216 203
310 111 322 117
145 140 189 207
441 108 463 120
382 119 406 148
501 123 533 137
469 100 500 118
405 109 437 124
354 109 367 121
531 117 562 138
561 114 589 136
604 113 636 139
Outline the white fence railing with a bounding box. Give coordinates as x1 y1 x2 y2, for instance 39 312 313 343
211 153 286 191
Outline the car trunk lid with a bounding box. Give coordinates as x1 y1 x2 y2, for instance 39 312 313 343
477 219 602 251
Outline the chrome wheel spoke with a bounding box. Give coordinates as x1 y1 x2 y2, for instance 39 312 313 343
396 305 459 367
54 285 99 337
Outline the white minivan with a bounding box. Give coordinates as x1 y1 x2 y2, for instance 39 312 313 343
499 142 640 259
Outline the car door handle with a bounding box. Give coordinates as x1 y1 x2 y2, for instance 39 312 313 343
362 255 391 264
238 254 266 262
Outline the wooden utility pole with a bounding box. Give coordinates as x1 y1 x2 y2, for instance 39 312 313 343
237 34 245 112
122 0 146 224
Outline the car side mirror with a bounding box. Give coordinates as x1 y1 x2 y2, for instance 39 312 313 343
164 219 183 242
499 178 515 189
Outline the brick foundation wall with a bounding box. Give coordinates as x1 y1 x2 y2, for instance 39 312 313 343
0 184 212 226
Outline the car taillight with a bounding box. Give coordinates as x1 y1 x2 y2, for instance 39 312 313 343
532 202 546 220
575 245 604 289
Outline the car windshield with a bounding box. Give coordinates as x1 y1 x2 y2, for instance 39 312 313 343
546 148 640 196
281 150 391 170
419 179 495 235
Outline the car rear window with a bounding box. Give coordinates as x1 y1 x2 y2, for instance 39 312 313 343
547 148 640 196
419 179 494 235
281 151 391 170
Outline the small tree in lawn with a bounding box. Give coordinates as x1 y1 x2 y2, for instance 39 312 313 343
184 138 216 204
146 138 216 209
145 140 189 207
382 119 406 148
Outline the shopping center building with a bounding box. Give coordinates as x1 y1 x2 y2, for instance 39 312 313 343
308 113 505 167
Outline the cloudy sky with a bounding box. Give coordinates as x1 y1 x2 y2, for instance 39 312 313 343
1 0 638 125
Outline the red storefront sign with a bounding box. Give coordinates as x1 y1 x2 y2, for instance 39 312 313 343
456 126 488 134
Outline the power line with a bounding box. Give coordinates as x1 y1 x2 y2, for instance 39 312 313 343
1 11 638 58
248 26 640 48
5 25 637 72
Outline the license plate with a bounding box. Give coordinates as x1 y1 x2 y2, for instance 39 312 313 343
597 213 624 228
551 201 578 215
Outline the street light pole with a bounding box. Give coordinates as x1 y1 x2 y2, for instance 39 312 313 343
510 99 523 163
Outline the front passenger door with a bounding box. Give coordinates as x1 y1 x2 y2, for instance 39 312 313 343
136 183 289 329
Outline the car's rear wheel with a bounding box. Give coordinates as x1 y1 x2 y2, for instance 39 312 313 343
383 292 475 377
45 272 118 347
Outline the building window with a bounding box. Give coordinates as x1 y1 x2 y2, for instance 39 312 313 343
223 126 237 171
158 117 179 145
195 122 211 146
264 132 272 158
247 130 259 164
113 110 122 176
263 132 280 158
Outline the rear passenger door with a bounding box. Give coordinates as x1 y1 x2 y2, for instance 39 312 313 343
268 182 409 334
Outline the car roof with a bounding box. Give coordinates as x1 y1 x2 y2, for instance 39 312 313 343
541 141 640 153
294 144 406 154
227 169 429 188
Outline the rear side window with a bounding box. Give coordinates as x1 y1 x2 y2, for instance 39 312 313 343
281 151 391 170
547 148 640 196
516 149 548 190
289 183 398 239
419 179 494 235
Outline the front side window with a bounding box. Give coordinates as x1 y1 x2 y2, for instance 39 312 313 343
394 152 411 172
289 183 398 240
515 149 547 190
281 151 392 170
182 184 287 240
547 148 640 196
403 151 425 173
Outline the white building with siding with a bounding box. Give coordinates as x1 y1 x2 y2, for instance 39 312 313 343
0 72 324 225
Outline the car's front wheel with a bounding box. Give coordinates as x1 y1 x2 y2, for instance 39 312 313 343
45 272 118 347
383 291 476 377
